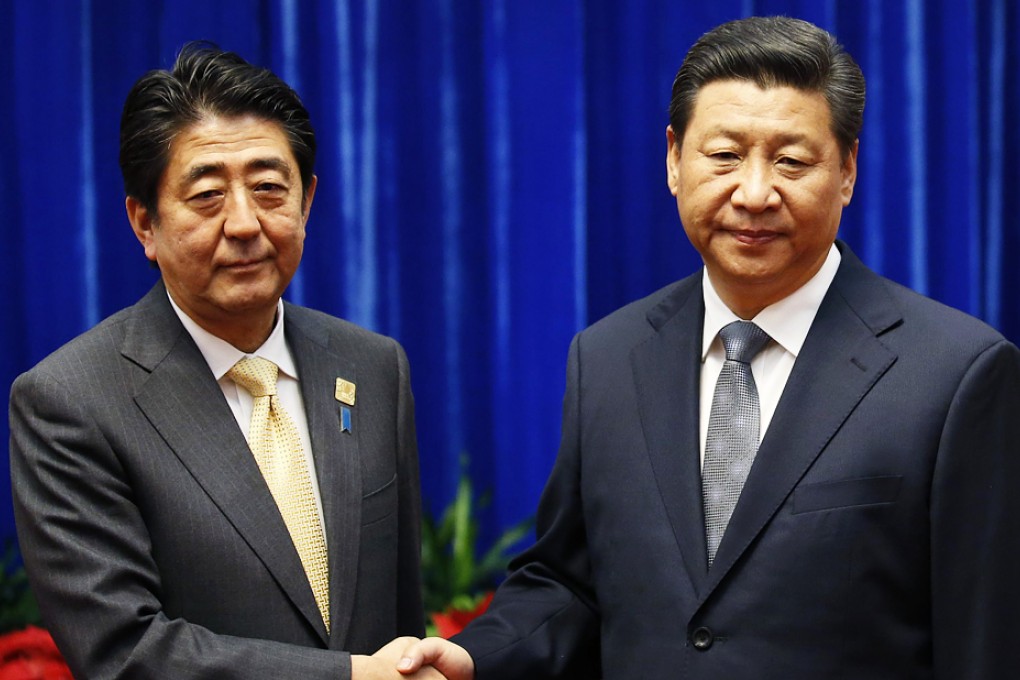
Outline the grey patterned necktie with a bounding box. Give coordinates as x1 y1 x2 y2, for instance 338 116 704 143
702 320 772 566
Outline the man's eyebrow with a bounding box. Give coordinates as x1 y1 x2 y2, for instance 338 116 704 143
181 162 225 188
180 157 292 184
247 157 292 179
705 127 814 147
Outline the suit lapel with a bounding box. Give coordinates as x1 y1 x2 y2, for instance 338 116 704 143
124 285 330 644
704 246 902 591
285 306 363 649
631 275 711 595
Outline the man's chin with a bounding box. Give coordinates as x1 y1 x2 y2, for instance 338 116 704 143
211 284 285 316
709 247 787 281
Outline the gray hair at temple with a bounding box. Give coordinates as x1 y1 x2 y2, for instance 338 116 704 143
668 16 865 159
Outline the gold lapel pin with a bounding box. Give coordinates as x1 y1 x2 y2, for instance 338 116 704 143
335 378 356 406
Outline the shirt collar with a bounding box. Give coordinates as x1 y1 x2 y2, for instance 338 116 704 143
166 292 298 381
701 243 841 360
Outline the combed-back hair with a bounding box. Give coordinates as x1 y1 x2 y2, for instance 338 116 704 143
669 16 865 158
119 41 315 213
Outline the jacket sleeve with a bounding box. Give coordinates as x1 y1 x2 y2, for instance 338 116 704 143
9 365 350 680
929 339 1020 679
453 334 602 679
394 340 426 637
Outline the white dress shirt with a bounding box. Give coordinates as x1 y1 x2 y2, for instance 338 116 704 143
167 293 327 535
699 243 842 468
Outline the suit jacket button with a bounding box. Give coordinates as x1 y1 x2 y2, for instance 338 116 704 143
691 626 714 650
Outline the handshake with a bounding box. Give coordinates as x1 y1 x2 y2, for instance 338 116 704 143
352 636 474 680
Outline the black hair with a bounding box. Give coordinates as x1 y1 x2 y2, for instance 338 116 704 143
119 41 315 213
669 16 865 158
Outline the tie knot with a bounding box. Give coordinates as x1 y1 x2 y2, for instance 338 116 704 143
718 321 771 364
228 356 279 398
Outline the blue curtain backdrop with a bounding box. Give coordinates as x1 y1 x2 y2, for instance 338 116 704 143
2 1 1017 552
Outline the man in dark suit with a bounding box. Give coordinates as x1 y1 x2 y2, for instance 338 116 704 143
10 44 439 679
396 16 1020 679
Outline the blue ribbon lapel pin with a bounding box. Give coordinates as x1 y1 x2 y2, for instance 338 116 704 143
335 378 356 433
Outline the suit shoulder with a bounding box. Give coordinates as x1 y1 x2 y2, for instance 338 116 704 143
579 275 699 347
15 306 136 385
878 276 1010 353
284 304 406 358
831 249 1012 360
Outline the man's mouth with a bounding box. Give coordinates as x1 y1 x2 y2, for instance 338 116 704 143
727 229 780 245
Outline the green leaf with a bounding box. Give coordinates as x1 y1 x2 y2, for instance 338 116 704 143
420 460 533 615
0 541 41 633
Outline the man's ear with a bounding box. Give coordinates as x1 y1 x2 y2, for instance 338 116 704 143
126 197 158 263
301 174 318 224
840 140 859 206
666 125 681 196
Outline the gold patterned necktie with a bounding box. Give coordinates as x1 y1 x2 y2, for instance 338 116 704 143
228 356 330 631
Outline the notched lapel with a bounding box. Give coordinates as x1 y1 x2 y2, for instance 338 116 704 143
705 266 900 589
126 287 329 643
632 278 711 594
286 311 363 649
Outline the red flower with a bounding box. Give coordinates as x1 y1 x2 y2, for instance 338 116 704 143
430 591 494 639
0 627 72 680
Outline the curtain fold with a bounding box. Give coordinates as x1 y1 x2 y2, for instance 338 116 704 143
3 0 1017 548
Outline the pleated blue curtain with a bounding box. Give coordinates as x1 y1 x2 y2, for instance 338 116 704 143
2 0 1017 549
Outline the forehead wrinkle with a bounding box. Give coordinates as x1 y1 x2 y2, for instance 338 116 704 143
700 123 812 144
177 156 293 191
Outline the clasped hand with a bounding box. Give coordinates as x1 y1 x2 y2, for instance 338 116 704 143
352 636 474 680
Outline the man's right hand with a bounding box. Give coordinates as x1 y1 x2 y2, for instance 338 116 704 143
395 637 474 680
352 637 449 679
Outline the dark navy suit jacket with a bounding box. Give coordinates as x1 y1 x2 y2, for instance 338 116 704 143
456 242 1020 679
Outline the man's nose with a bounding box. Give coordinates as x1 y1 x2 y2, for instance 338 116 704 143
223 193 261 238
731 162 781 212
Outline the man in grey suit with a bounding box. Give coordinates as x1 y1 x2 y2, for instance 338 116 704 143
10 44 438 679
397 16 1020 679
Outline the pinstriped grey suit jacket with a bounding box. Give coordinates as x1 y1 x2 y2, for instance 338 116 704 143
10 281 424 679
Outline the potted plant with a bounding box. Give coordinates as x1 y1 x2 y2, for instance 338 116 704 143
420 470 532 637
0 543 71 679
